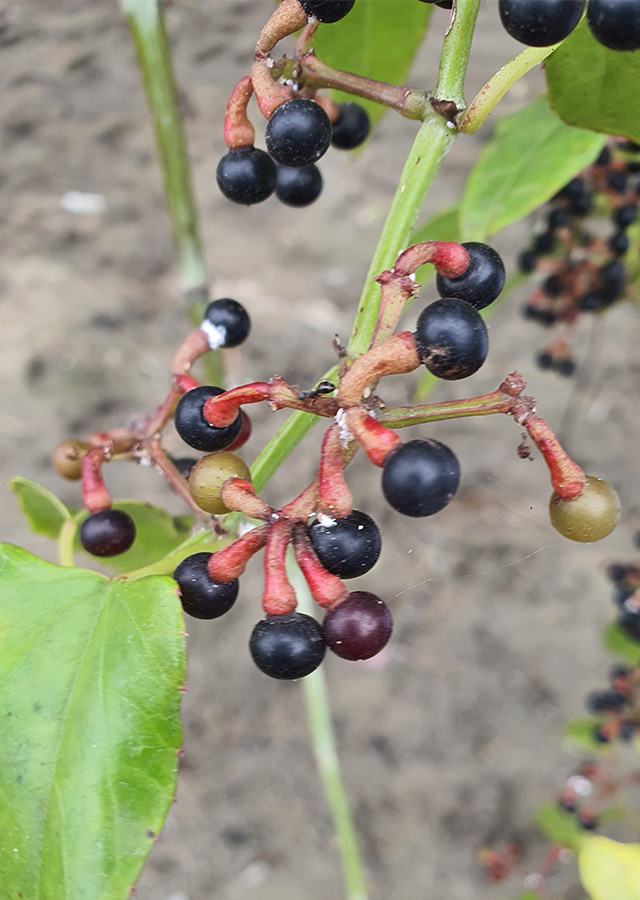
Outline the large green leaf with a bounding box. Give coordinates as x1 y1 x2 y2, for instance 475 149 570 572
0 544 185 900
579 836 640 900
314 0 431 128
11 476 73 538
460 96 606 240
535 803 585 852
603 623 640 666
546 22 640 145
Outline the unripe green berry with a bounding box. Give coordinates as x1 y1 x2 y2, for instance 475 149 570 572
189 452 252 515
549 475 621 543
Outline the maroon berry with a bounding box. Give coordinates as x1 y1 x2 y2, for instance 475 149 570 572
322 591 393 661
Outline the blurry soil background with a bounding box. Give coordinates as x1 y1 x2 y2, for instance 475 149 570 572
2 2 640 899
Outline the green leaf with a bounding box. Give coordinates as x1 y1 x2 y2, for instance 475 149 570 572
460 96 606 240
0 543 186 899
546 22 640 145
579 836 640 900
603 623 640 666
11 476 73 539
314 0 431 129
565 717 610 752
535 803 585 851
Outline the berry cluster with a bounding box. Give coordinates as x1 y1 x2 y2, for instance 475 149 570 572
605 539 640 644
54 238 620 680
499 0 640 51
584 661 640 746
519 138 640 373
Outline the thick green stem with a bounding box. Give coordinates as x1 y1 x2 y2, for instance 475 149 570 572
287 556 369 900
434 0 481 109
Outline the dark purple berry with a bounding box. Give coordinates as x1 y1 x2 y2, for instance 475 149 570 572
571 192 593 217
382 439 460 518
173 552 238 620
533 231 556 254
499 0 585 46
608 171 628 194
80 509 136 557
331 103 371 150
202 298 251 348
435 242 505 310
543 274 564 297
580 292 605 312
620 721 636 741
175 385 242 452
587 0 640 51
266 99 332 168
173 456 198 479
308 510 381 579
614 204 638 229
414 298 489 380
557 358 576 377
600 260 627 301
249 613 325 679
620 610 640 641
322 591 393 661
275 163 323 207
609 231 630 256
547 208 572 231
298 0 355 23
519 249 538 273
596 146 612 166
216 147 277 205
537 351 554 370
610 663 630 679
555 177 586 201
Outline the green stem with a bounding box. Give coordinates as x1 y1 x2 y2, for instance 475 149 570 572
57 517 78 567
287 555 369 900
433 0 481 109
379 392 512 429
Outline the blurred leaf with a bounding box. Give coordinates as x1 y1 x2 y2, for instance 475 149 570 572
535 803 585 851
603 623 640 666
314 0 431 129
11 476 73 538
0 543 185 899
546 22 640 145
565 717 610 752
460 96 606 240
579 836 640 900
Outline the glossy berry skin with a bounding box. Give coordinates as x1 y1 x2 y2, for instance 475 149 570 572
499 0 585 46
266 99 332 168
173 552 238 620
172 456 198 479
414 298 489 380
435 242 506 311
189 451 251 515
308 510 381 579
275 163 323 207
331 103 371 150
249 613 326 680
52 440 89 480
549 475 621 542
587 0 640 51
175 386 242 453
202 298 251 348
298 0 355 23
80 509 136 557
323 592 393 661
216 147 277 205
382 439 460 518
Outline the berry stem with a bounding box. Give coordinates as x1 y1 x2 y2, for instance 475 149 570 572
263 520 298 615
518 413 586 500
219 478 274 521
337 332 421 408
393 240 470 279
379 376 525 427
144 437 211 522
223 76 256 150
207 523 270 583
81 448 112 514
292 525 348 609
318 425 354 518
202 378 339 428
344 408 401 468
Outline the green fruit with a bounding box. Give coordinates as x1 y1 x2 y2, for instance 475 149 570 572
189 451 251 515
52 440 89 480
549 476 621 543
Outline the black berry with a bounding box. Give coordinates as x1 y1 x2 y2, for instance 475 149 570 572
499 0 584 46
382 439 460 518
537 351 554 370
587 0 640 52
519 249 538 273
600 260 627 301
216 147 277 205
275 163 323 207
322 592 393 661
571 192 593 217
202 298 251 348
608 171 628 194
172 456 198 479
173 552 239 619
580 292 605 312
249 613 326 679
596 146 612 166
609 231 630 256
265 99 332 168
298 0 355 23
308 510 381 579
414 298 489 380
614 204 638 230
435 242 506 311
547 208 572 231
533 231 556 254
331 103 371 150
80 509 136 557
175 386 242 452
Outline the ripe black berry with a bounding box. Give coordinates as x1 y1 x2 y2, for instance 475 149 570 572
202 298 251 348
518 250 538 273
571 192 593 217
600 259 627 301
216 147 277 205
308 510 381 579
249 612 326 679
80 509 136 557
173 552 238 619
608 171 628 194
265 99 332 168
435 242 506 311
414 298 489 380
382 439 460 518
547 208 572 231
499 0 585 46
331 103 371 150
275 163 323 207
298 0 355 23
322 592 393 661
533 231 557 254
580 292 605 312
614 204 638 230
587 0 640 52
172 456 198 479
609 231 630 256
537 351 554 370
175 386 242 452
